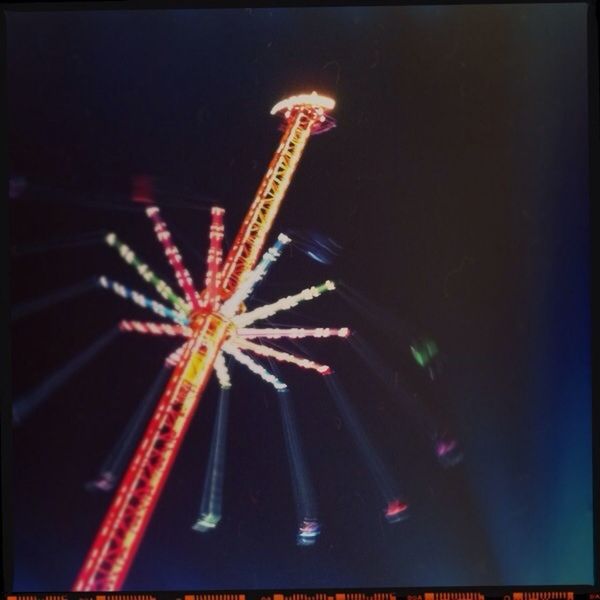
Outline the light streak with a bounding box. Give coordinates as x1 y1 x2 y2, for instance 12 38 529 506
233 280 336 328
238 326 350 340
13 327 119 424
119 320 192 337
324 373 408 522
105 232 189 314
220 233 290 317
88 367 172 492
234 337 331 374
271 365 319 545
222 342 287 390
98 276 188 325
350 332 462 466
202 207 225 310
348 333 435 434
213 351 231 389
164 341 189 367
337 281 418 345
280 389 321 546
145 205 201 309
11 277 98 321
192 385 230 532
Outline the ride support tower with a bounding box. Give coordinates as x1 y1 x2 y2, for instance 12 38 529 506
73 91 335 592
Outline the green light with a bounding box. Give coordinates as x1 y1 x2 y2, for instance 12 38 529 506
410 338 439 368
105 232 189 314
315 280 335 294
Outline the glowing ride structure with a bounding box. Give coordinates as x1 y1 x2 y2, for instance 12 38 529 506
73 92 348 592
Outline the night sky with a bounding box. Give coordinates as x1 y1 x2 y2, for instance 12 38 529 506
7 4 593 592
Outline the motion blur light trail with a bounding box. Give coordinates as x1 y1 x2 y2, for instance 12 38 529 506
12 230 105 257
11 277 100 321
238 327 350 340
278 387 321 545
349 333 463 467
145 205 202 309
234 280 336 328
220 233 290 318
269 358 320 546
12 327 120 425
337 281 417 347
193 383 231 532
221 342 288 391
87 366 172 493
286 229 342 265
98 276 189 325
164 340 190 367
119 320 193 337
201 206 226 312
338 283 445 380
234 337 331 374
348 333 436 434
323 373 409 523
105 232 189 314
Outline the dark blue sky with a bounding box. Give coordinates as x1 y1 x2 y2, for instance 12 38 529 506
7 4 593 592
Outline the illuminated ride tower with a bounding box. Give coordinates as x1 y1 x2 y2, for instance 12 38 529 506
73 92 336 592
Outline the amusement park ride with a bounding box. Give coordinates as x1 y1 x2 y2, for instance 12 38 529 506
71 91 375 591
11 90 462 592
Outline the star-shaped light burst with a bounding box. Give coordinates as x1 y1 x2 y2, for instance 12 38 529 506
99 203 350 392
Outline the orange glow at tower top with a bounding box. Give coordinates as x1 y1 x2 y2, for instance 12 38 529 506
270 91 336 116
